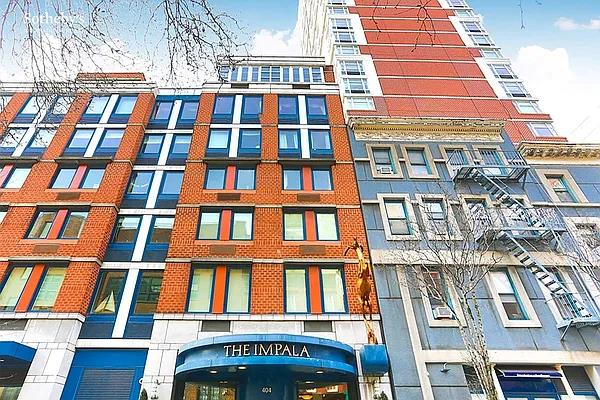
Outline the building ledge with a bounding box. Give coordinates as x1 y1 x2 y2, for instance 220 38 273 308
519 141 600 161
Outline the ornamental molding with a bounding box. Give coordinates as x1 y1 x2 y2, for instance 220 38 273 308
518 142 600 161
348 117 504 142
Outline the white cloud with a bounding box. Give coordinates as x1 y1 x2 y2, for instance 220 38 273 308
555 17 600 31
513 45 600 143
251 24 302 56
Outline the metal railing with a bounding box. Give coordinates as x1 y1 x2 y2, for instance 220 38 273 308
447 149 529 180
548 291 600 328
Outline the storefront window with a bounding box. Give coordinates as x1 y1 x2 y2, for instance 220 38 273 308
298 383 349 400
184 383 236 400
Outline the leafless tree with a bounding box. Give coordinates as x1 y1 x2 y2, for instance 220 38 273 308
559 224 600 286
385 192 505 400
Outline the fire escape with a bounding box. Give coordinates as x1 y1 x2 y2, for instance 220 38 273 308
447 149 600 336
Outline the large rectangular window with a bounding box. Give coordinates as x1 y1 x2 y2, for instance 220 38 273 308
132 271 163 315
371 147 398 175
198 212 221 239
188 268 215 312
30 267 67 311
212 95 235 123
545 175 577 203
238 129 261 156
178 100 199 126
278 96 299 124
406 148 432 176
490 270 528 320
225 268 250 313
284 210 338 241
309 130 333 157
0 266 67 312
138 135 164 159
188 266 251 314
205 167 226 189
0 128 27 153
127 171 153 196
27 210 88 239
206 129 231 156
306 96 328 124
25 128 56 154
1 167 31 189
279 129 301 157
241 95 262 123
112 216 141 244
0 267 32 311
283 168 302 190
321 269 345 313
94 129 124 156
151 100 174 123
316 212 338 240
90 270 126 315
284 212 305 241
284 267 346 314
285 269 308 313
65 129 94 154
384 200 410 235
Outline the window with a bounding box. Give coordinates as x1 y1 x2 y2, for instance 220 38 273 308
81 169 105 189
205 167 226 189
279 129 301 156
235 168 255 190
0 209 6 224
335 45 360 55
423 270 454 317
238 129 261 156
0 266 66 312
481 49 503 59
384 200 410 235
218 66 230 81
490 270 528 320
84 96 110 116
345 97 375 110
212 95 235 123
231 212 253 240
334 31 356 43
112 217 141 244
406 148 432 176
225 268 250 313
206 129 231 155
198 211 220 239
278 96 299 124
454 9 475 17
0 128 27 152
316 212 338 240
284 267 346 314
27 210 88 239
514 101 541 114
340 60 364 76
309 130 332 157
284 210 338 241
470 34 494 46
332 18 352 29
51 168 76 189
95 129 123 155
371 147 398 175
2 167 30 189
170 135 191 159
283 169 302 190
151 100 173 122
311 68 323 82
148 217 173 245
423 200 447 234
529 122 556 137
284 212 305 240
241 95 262 123
343 78 370 94
321 269 345 312
462 21 483 32
127 171 153 195
306 96 328 124
501 81 529 97
328 6 348 14
178 100 198 123
188 268 215 312
90 271 126 314
18 96 42 117
132 271 163 315
139 135 164 158
65 129 94 154
30 267 67 311
113 96 137 115
60 211 88 239
545 175 577 203
26 128 56 151
285 269 308 313
160 171 183 196
490 64 516 79
448 0 467 7
312 169 332 191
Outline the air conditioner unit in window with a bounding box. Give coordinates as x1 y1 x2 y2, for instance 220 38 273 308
433 306 453 320
377 166 393 174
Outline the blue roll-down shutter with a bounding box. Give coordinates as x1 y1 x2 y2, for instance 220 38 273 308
61 349 147 400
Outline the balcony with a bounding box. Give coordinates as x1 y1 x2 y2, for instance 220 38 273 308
548 291 600 330
468 205 566 241
447 149 529 181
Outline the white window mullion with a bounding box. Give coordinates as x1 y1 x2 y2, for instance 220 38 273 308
132 215 153 262
298 95 307 125
168 100 182 130
232 94 243 124
111 268 140 338
229 127 240 158
12 124 38 157
84 127 105 157
146 170 164 209
300 128 310 159
158 134 174 166
99 94 119 124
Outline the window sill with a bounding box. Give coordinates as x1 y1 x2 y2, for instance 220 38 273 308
21 238 79 244
282 240 341 245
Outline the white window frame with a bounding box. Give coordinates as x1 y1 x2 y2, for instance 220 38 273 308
343 77 370 94
419 266 463 327
490 63 517 79
345 96 375 110
378 193 420 241
469 34 494 47
366 144 403 178
514 101 542 114
339 60 365 76
416 194 463 240
501 81 530 98
335 45 360 55
486 266 541 328
529 122 557 138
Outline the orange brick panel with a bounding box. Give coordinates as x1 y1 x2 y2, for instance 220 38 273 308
0 92 29 135
126 92 155 126
53 261 101 314
251 263 284 314
261 94 278 125
157 262 191 313
326 94 346 126
361 18 455 32
0 261 9 284
364 31 464 47
197 93 215 125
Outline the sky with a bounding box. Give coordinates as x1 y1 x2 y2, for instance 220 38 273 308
0 0 598 142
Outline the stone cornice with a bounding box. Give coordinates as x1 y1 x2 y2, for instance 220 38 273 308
348 117 504 142
518 142 600 161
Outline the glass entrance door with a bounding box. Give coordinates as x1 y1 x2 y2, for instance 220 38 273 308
297 383 350 400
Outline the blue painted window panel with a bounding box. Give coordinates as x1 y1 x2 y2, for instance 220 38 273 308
64 129 94 156
312 168 333 190
241 95 262 123
43 96 72 123
156 172 183 208
22 128 56 155
143 218 173 261
94 129 124 156
306 96 328 124
109 95 137 123
80 96 110 123
212 96 235 123
14 96 41 123
309 130 333 157
278 129 301 157
283 169 302 190
238 129 261 156
125 271 163 338
123 171 152 208
168 135 191 165
206 129 231 156
278 96 299 124
105 217 140 261
205 168 226 189
177 101 199 127
137 135 164 164
0 128 27 154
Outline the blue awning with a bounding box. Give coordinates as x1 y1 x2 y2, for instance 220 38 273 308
499 369 563 379
0 341 36 366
